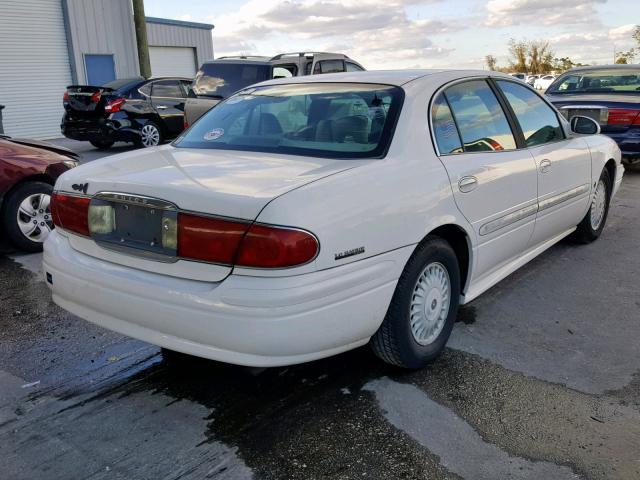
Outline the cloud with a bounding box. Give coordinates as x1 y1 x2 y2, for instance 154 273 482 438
549 24 637 64
208 0 457 68
486 0 606 27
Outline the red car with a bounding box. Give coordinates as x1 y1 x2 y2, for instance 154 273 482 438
0 136 78 251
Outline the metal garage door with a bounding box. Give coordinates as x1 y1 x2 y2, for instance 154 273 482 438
0 0 71 138
149 47 197 78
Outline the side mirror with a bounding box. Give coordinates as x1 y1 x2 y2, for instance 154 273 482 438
570 115 600 135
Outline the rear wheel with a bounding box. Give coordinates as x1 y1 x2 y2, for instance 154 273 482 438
137 122 162 148
371 237 461 368
2 182 54 252
572 168 611 243
90 139 114 150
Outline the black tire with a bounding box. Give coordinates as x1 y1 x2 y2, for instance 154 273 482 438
90 139 114 150
572 168 611 244
1 181 53 252
135 122 163 148
371 236 461 369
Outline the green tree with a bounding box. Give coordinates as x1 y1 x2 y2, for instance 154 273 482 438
615 49 636 64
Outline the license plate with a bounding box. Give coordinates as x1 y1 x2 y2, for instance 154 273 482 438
90 199 178 258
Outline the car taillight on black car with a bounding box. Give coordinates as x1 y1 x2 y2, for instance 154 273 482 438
105 98 125 114
50 193 319 268
607 108 640 126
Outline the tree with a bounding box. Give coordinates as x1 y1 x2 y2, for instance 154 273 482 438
633 25 640 47
615 49 636 64
485 55 497 71
508 39 528 72
528 40 553 74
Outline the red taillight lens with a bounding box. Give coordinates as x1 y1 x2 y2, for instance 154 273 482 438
183 117 189 130
51 193 90 236
91 90 102 103
105 98 125 114
608 108 640 126
63 91 69 103
177 213 249 264
236 224 318 268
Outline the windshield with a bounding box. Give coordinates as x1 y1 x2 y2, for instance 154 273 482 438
102 77 143 90
175 83 404 159
192 63 272 98
548 68 640 94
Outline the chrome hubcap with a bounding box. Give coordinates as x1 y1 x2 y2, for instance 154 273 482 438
17 193 52 243
141 124 160 147
590 179 607 230
410 262 451 346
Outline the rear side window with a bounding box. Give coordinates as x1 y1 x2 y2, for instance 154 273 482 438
175 82 404 159
496 80 564 147
431 94 462 154
193 63 272 98
313 60 345 74
152 80 184 98
445 80 516 152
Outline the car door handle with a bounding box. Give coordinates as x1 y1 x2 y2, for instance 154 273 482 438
540 159 551 173
156 105 168 110
458 176 478 193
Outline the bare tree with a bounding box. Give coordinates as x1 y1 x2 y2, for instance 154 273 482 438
508 39 528 72
485 55 498 71
527 40 554 74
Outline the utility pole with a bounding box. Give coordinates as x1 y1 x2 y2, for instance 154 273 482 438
132 0 151 78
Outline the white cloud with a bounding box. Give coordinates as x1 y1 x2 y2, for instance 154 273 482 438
486 0 606 27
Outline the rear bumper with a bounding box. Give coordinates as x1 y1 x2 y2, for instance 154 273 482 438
61 114 139 143
602 129 640 161
43 230 408 367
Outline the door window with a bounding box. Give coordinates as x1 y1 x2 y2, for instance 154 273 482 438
444 80 517 152
152 80 185 98
313 60 345 74
431 94 463 155
496 80 564 147
346 62 364 72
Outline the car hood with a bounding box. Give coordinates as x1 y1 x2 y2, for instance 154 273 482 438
55 145 368 220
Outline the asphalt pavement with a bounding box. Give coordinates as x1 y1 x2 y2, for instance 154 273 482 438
1 140 639 479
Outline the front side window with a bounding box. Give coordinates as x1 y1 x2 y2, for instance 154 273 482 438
431 94 462 154
444 80 516 152
346 62 364 72
175 83 404 159
313 60 345 74
497 80 564 147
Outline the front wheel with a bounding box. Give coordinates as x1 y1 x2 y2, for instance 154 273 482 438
370 237 461 369
1 182 54 252
572 168 612 244
136 122 163 148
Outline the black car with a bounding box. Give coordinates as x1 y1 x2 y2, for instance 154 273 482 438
61 77 192 149
546 65 640 169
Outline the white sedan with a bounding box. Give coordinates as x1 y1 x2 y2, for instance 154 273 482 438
44 70 622 369
535 74 557 90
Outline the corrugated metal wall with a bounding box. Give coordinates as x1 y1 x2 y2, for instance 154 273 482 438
146 22 214 69
65 0 140 84
0 0 71 138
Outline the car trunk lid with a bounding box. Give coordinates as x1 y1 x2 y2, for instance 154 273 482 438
547 93 640 133
64 85 119 117
55 145 368 281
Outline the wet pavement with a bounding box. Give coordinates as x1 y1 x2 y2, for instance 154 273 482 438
1 143 639 479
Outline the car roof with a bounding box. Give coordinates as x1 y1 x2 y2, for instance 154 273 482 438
202 58 272 66
256 69 515 87
565 64 640 73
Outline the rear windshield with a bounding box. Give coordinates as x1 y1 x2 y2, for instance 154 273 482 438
174 82 404 159
102 77 143 90
192 63 272 98
547 68 640 94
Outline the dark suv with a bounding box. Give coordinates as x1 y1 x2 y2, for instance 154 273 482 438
184 53 365 126
61 77 192 149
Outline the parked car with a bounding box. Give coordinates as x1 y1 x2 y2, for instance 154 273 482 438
534 74 556 90
1 136 77 251
546 65 640 170
526 74 541 86
44 70 621 369
184 52 365 126
62 77 192 149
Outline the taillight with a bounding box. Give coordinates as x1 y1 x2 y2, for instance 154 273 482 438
105 98 125 114
183 117 189 130
51 193 90 236
236 224 319 268
176 213 319 268
91 90 102 103
177 213 249 264
608 108 640 126
63 91 69 103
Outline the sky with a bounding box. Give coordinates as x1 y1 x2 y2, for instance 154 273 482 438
143 0 639 70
